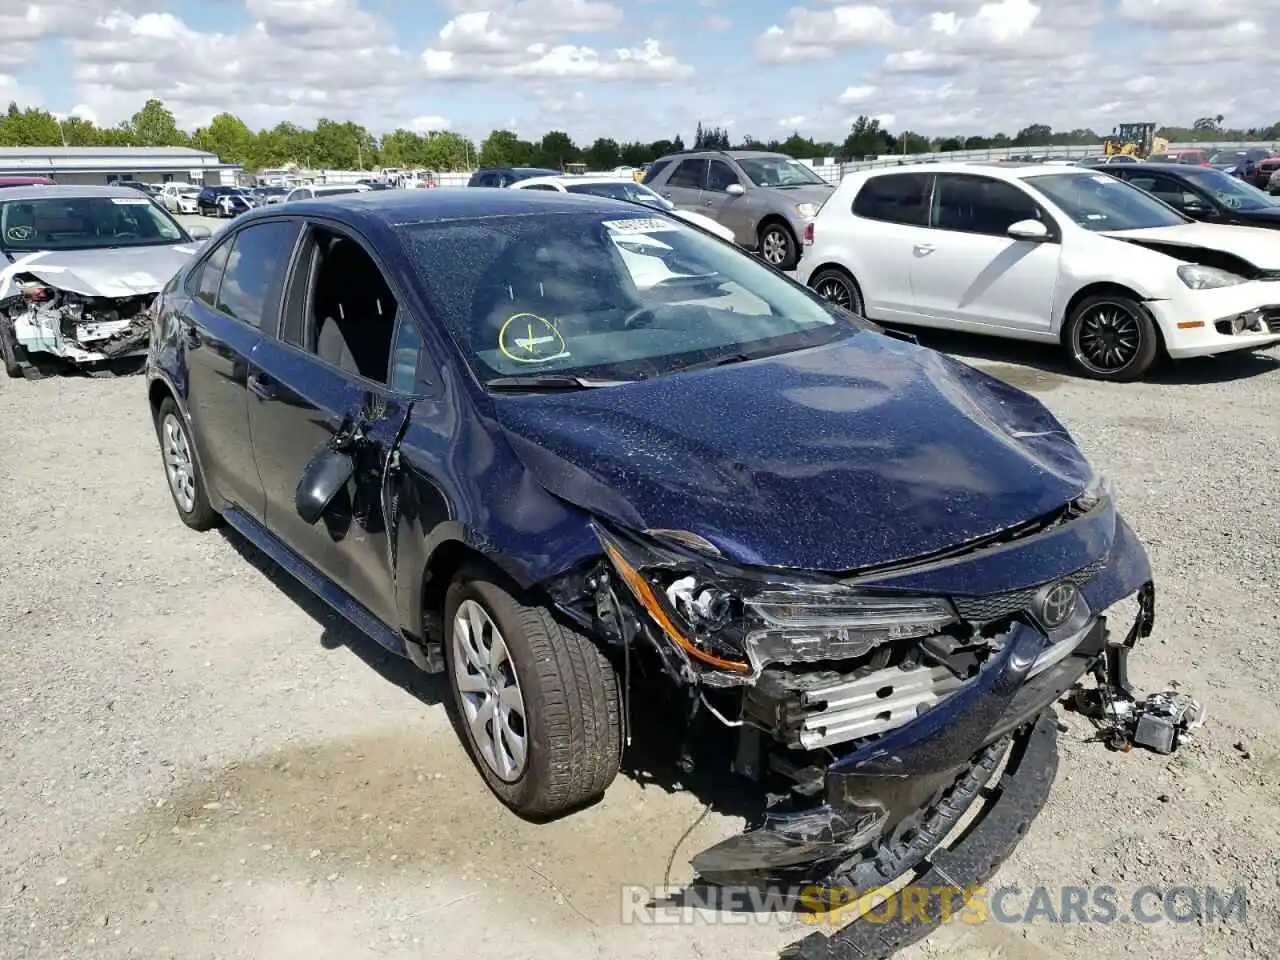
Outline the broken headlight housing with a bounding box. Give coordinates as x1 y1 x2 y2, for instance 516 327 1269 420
593 522 958 681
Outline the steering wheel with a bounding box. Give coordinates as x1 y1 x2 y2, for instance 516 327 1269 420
621 305 659 330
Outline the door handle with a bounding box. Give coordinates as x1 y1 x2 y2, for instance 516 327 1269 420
703 200 713 206
247 372 276 399
662 192 672 199
182 326 201 349
914 243 935 255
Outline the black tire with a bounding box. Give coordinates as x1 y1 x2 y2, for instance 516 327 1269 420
0 318 22 378
810 266 865 317
1063 293 1160 382
444 566 621 818
154 396 219 530
758 221 800 270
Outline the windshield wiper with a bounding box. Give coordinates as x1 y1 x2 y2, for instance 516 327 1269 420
485 374 632 392
671 353 757 374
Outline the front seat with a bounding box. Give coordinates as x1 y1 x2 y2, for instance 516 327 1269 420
314 237 362 376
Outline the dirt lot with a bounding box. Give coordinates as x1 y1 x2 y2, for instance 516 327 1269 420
2 312 1278 959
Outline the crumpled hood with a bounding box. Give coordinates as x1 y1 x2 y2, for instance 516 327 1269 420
494 334 1094 572
1102 222 1280 269
0 243 200 299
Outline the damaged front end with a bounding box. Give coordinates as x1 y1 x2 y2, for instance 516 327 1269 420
2 278 154 370
545 473 1159 888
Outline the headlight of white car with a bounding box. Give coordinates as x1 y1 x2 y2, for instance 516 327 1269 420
1177 264 1247 289
794 202 818 218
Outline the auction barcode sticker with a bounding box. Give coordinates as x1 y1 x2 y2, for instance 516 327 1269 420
602 218 678 233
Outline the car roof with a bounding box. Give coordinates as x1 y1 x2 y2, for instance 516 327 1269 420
514 175 641 188
852 161 1073 179
0 184 161 202
258 185 647 226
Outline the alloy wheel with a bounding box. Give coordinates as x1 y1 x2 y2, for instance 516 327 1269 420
451 599 528 782
161 413 197 513
761 228 790 266
1073 302 1142 374
816 276 855 311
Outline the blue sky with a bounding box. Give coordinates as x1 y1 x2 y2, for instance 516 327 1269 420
0 0 1272 145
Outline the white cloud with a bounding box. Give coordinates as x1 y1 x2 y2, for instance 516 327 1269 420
758 5 898 62
838 85 877 104
1117 0 1253 27
408 116 451 133
421 0 688 81
777 115 806 128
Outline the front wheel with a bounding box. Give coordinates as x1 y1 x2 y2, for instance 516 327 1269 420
0 318 23 378
444 568 621 818
759 222 800 270
1063 293 1159 382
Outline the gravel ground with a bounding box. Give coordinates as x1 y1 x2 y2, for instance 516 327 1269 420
1 278 1278 959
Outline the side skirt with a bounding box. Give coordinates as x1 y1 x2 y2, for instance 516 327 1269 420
222 504 409 659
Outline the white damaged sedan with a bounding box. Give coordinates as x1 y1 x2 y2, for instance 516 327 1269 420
0 185 211 378
798 162 1280 380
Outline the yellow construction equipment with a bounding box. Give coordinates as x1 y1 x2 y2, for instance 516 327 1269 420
1103 123 1166 159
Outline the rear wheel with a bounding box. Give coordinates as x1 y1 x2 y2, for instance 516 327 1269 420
155 397 219 530
759 221 800 270
1064 293 1159 381
444 567 621 818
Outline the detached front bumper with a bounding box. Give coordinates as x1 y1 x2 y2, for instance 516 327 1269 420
692 513 1156 881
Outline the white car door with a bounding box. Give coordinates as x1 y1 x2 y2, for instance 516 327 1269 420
908 173 1061 335
839 171 933 323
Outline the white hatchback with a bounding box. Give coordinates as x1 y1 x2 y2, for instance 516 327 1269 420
797 161 1280 380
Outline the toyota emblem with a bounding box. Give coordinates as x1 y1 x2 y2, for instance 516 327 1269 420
1038 581 1079 628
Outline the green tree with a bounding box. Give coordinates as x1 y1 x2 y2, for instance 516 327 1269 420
535 130 577 169
130 99 187 146
841 115 893 159
583 137 621 170
192 113 256 164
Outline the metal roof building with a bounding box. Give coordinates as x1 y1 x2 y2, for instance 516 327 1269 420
0 146 242 186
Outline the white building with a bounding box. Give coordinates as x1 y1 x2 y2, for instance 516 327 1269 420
0 146 242 187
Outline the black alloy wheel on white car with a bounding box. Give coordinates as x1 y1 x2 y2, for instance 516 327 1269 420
810 267 865 317
1064 293 1160 382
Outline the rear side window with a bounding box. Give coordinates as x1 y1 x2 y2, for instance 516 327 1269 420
852 173 931 226
640 159 672 184
193 240 231 307
215 220 301 330
667 159 708 189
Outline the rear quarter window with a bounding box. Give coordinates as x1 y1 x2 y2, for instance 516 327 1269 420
851 173 931 226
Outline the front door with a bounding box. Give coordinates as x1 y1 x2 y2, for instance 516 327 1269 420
699 158 752 243
846 171 933 323
247 222 416 627
909 173 1061 334
659 158 708 212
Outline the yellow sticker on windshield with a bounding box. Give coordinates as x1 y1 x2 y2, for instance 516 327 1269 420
498 312 569 364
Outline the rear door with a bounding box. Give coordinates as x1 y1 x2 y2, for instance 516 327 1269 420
247 219 419 627
176 219 300 517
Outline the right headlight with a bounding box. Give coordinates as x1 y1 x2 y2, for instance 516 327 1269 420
1177 263 1247 289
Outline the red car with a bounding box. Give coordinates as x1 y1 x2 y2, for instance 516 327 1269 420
1252 156 1280 190
0 176 54 188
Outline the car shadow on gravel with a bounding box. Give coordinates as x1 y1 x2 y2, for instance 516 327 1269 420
216 528 762 827
896 326 1280 386
218 528 445 707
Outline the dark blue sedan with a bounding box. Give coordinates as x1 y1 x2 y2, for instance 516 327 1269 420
143 187 1156 897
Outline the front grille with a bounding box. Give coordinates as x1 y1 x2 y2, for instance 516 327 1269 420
952 557 1106 623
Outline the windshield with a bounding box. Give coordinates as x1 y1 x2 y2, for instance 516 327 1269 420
0 195 187 251
1208 151 1246 165
736 156 828 188
1183 168 1279 210
565 181 672 210
396 210 853 384
1023 172 1188 231
317 187 360 197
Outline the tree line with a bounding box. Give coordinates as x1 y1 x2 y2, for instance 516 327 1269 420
1 99 1277 172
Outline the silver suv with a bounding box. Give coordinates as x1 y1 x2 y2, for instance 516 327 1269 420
641 150 835 269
